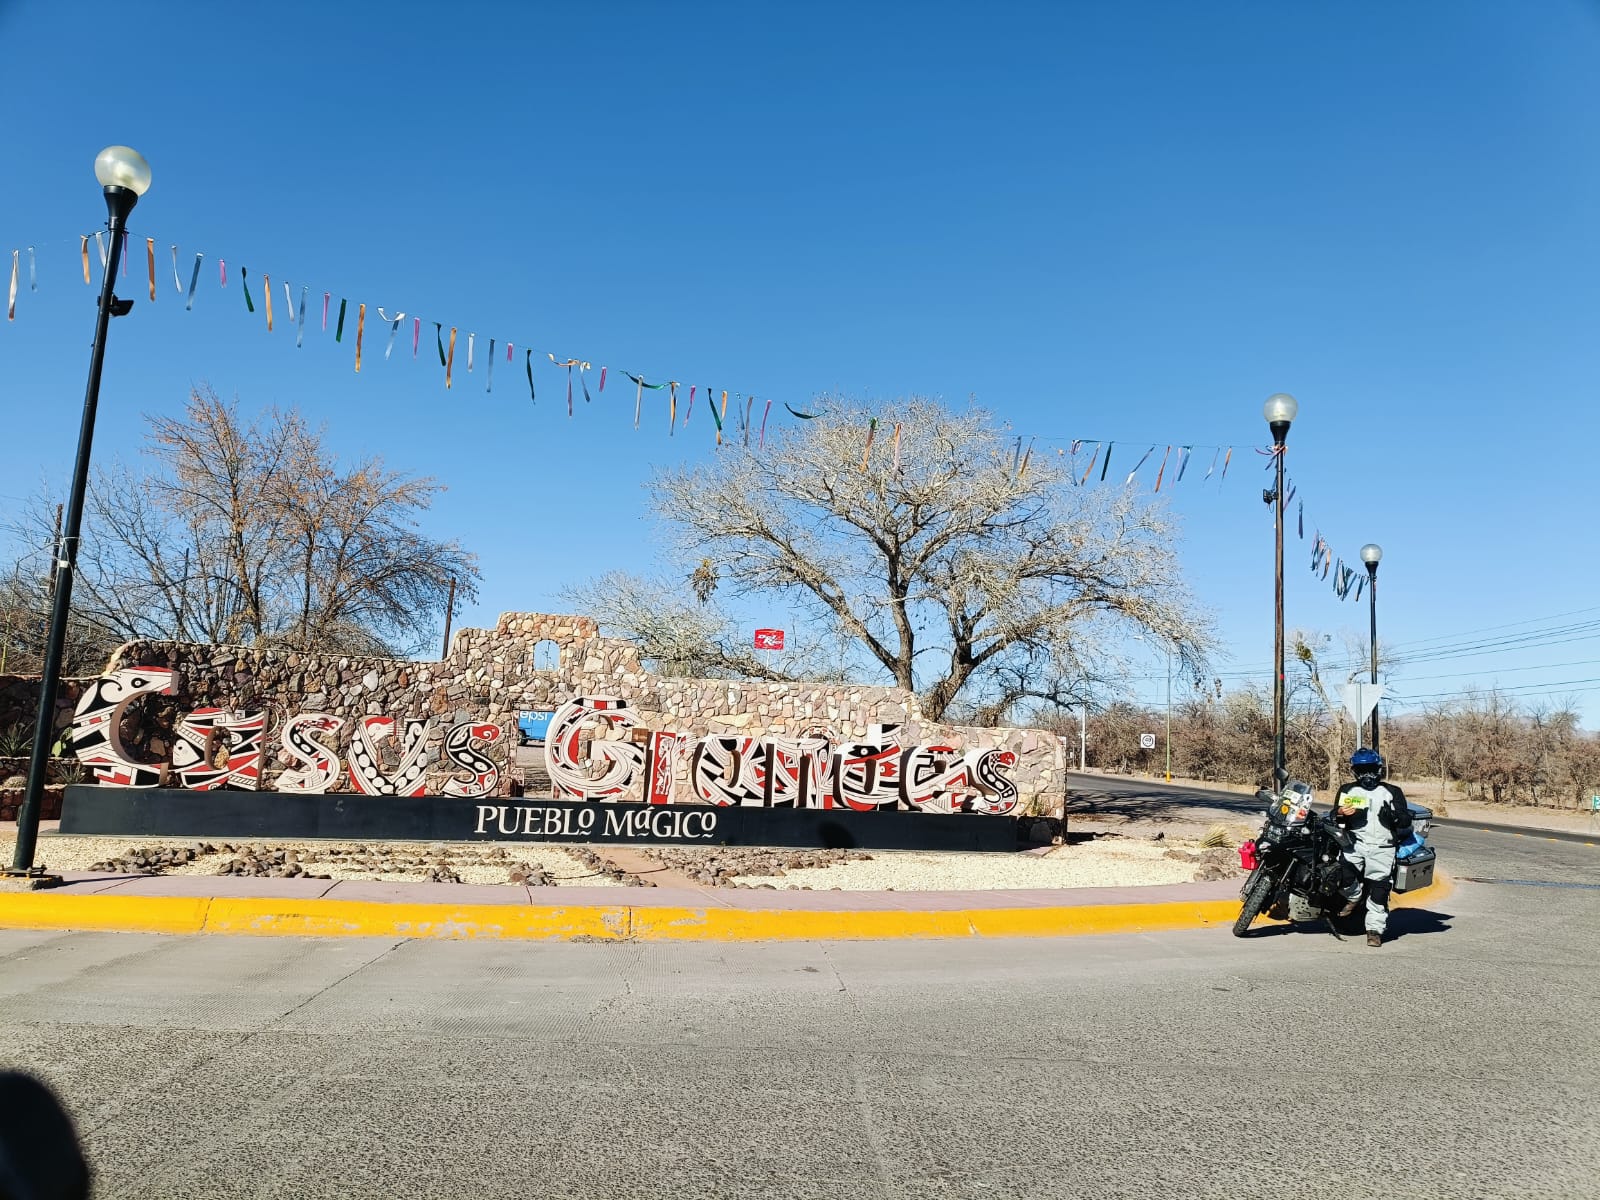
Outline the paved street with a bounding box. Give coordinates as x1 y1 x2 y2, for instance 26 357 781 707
0 813 1595 1198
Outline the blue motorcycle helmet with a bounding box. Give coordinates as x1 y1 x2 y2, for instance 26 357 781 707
1350 747 1383 784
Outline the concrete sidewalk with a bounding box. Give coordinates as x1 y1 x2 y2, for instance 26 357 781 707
0 869 1451 942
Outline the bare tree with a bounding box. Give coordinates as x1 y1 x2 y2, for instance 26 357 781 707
9 387 479 658
561 571 851 681
649 398 1211 723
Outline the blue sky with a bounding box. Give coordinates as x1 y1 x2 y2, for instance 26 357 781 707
2 0 1599 724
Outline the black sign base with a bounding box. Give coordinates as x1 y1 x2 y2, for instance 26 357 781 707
59 787 1019 852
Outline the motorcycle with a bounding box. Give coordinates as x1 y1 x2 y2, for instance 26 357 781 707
1232 780 1437 937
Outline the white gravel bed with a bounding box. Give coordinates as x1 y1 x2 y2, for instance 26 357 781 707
5 833 616 887
735 839 1205 890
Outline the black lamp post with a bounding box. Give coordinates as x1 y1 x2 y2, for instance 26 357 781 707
1360 542 1382 754
1263 392 1298 786
5 146 151 878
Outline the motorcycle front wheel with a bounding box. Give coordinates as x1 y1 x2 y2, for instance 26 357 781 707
1232 869 1275 937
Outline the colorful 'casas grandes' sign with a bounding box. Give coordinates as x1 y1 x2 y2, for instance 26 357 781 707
69 667 1020 815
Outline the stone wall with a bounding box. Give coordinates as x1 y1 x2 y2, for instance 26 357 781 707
51 612 1063 814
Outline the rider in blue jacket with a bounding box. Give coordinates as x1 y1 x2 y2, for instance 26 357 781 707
1334 748 1413 947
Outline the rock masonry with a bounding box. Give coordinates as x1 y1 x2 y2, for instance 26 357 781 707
10 612 1066 816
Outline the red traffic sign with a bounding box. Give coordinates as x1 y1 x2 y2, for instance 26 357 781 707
753 628 785 650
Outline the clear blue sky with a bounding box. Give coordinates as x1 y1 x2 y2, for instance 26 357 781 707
2 0 1598 724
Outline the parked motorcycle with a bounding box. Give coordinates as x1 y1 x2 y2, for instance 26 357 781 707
1232 780 1437 937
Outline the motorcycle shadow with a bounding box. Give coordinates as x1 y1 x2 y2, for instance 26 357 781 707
1247 906 1455 940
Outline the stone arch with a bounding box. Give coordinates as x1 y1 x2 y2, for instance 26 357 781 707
531 639 561 672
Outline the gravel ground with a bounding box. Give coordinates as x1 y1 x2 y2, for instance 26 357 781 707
734 838 1216 890
2 829 1235 890
4 833 619 886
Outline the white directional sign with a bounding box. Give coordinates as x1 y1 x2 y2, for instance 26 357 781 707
1139 733 1157 750
1341 682 1384 728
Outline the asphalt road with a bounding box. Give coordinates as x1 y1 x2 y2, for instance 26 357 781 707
0 791 1596 1199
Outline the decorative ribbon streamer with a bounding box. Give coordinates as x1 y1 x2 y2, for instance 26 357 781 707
413 317 421 358
241 267 255 313
1297 501 1303 539
525 348 535 402
81 236 90 284
27 246 36 293
760 398 773 449
94 232 108 270
186 254 203 310
283 281 293 325
355 303 366 372
219 258 227 287
467 333 475 373
624 373 665 429
1079 443 1101 486
7 250 16 320
860 417 878 470
506 341 513 363
1070 439 1082 457
335 298 346 342
1220 448 1233 480
322 292 329 331
1175 446 1191 482
717 390 728 445
486 339 495 392
891 421 903 471
742 396 754 447
146 237 156 301
1012 438 1024 475
1018 437 1033 479
667 382 678 432
445 327 456 388
1124 446 1155 485
784 402 820 419
549 355 581 416
1353 576 1365 602
578 361 592 404
379 310 404 359
170 245 182 293
685 386 697 427
263 273 273 331
1153 446 1171 492
1205 449 1219 480
434 323 445 365
599 366 606 392
1100 443 1114 482
296 286 307 347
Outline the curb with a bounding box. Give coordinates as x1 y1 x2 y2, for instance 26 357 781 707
0 893 1243 942
0 874 1455 943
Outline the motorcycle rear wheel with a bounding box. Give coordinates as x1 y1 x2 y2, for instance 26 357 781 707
1232 870 1275 937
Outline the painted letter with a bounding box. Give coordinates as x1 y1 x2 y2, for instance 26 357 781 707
277 713 345 794
441 721 504 798
71 667 176 788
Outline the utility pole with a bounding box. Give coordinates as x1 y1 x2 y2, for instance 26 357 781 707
440 575 457 659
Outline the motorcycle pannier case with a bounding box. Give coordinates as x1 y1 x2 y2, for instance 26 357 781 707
1393 846 1436 893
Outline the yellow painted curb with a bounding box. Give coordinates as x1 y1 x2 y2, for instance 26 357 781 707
1393 870 1454 908
0 893 211 936
0 875 1452 943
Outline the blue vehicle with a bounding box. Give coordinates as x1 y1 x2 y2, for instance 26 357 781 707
517 710 554 747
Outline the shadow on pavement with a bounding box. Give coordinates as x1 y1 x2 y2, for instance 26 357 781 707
1242 906 1455 941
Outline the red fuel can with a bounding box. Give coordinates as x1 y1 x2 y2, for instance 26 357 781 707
1238 840 1259 871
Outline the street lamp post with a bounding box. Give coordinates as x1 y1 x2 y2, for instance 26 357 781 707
1361 542 1382 755
5 146 151 878
1263 393 1298 787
